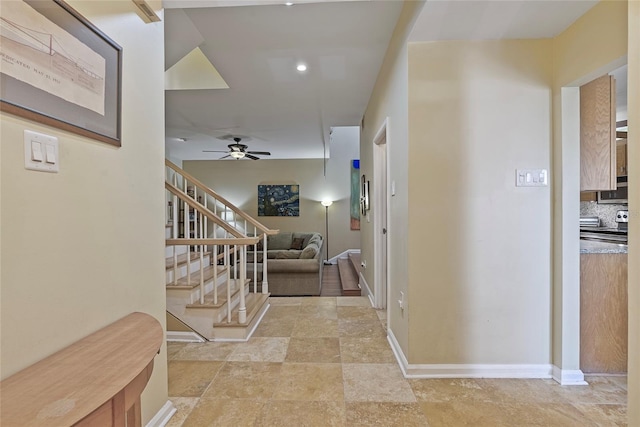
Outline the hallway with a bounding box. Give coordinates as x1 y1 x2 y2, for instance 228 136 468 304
167 297 627 426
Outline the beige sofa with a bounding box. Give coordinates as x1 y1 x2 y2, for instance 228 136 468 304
246 231 324 296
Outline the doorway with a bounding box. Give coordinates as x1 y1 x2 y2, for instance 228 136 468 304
372 118 389 310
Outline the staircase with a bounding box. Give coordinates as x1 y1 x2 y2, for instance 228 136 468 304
165 160 278 341
337 252 361 296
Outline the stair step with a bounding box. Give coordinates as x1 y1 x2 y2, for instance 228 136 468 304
348 253 361 275
214 293 270 327
338 258 361 296
186 278 251 309
165 251 211 270
166 265 225 289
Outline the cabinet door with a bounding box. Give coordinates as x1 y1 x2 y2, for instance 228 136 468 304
616 139 627 176
580 75 616 191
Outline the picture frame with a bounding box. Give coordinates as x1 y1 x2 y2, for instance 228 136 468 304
258 184 300 217
361 175 370 216
0 0 122 146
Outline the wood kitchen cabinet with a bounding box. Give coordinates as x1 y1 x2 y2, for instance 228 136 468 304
580 191 597 202
616 139 627 176
580 75 617 191
580 253 628 373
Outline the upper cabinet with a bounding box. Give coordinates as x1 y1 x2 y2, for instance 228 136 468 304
580 75 617 191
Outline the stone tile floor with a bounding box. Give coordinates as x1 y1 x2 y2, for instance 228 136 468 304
167 296 627 426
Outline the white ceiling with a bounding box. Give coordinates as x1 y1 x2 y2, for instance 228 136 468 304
164 1 403 160
164 0 599 161
409 1 598 42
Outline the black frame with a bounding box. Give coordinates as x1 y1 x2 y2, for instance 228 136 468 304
0 0 122 146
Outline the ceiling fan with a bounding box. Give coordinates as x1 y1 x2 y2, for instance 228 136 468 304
203 137 271 160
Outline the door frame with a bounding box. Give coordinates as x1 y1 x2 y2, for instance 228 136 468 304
372 118 390 310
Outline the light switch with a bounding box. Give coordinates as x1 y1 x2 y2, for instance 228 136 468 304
516 169 548 187
45 144 56 164
31 141 43 162
24 130 59 173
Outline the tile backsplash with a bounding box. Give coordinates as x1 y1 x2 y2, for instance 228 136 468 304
580 202 628 227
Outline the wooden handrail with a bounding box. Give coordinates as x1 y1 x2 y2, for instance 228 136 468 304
166 237 260 246
0 312 163 427
165 159 278 235
165 182 245 238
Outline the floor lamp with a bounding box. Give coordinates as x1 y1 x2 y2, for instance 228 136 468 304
321 200 333 264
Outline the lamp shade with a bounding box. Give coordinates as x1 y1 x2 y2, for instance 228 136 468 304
321 200 333 207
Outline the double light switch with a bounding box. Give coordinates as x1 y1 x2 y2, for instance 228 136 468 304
24 130 59 173
516 169 547 187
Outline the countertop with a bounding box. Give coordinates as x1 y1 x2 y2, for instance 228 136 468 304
580 240 628 254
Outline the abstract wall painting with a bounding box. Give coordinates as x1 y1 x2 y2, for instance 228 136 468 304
258 184 300 216
350 159 360 230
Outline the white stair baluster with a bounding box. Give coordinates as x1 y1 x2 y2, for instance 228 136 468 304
262 234 269 294
226 255 232 323
199 211 204 305
238 246 247 324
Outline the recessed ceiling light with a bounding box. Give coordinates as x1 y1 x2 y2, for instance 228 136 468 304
285 2 293 6
296 64 307 72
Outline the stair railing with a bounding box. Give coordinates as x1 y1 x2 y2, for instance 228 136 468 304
166 159 278 294
167 184 257 320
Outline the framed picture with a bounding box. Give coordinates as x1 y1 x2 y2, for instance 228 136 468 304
350 159 360 230
361 175 370 216
258 184 300 216
0 0 122 146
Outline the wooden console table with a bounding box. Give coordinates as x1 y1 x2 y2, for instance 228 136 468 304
0 312 163 426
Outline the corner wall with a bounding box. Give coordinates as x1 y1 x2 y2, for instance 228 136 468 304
360 1 424 358
551 0 627 379
626 2 639 424
0 1 168 423
407 40 553 366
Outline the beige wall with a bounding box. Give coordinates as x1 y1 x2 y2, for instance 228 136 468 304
627 2 639 424
0 1 168 423
407 40 553 364
183 126 360 259
360 1 424 356
551 0 628 377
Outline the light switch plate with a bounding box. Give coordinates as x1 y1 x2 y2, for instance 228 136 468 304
516 169 547 187
24 130 59 173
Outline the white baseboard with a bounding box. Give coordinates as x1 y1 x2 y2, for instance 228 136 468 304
387 329 554 379
552 365 588 385
146 400 177 427
166 331 206 342
359 272 374 306
327 248 360 264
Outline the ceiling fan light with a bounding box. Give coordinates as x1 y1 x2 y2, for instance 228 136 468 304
230 151 245 159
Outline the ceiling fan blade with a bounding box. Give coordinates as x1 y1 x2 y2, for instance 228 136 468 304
219 155 231 160
245 154 260 160
203 150 229 153
247 151 271 156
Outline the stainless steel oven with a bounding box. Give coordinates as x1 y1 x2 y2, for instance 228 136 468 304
598 176 628 204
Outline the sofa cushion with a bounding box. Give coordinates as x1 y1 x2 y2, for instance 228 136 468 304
300 242 319 259
266 250 281 259
268 232 293 250
276 250 301 259
290 237 305 250
293 232 313 248
308 233 322 247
